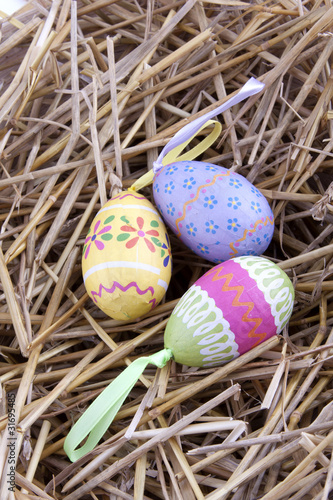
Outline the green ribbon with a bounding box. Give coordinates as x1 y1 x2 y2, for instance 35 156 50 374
64 348 173 462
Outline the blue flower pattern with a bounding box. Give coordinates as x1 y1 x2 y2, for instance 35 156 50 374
227 218 241 232
197 243 209 255
183 177 196 189
251 201 262 213
157 203 163 216
186 222 197 236
204 195 217 209
185 165 195 172
251 185 262 198
229 178 242 189
164 181 175 194
166 166 178 175
205 220 219 234
227 197 241 210
166 203 175 217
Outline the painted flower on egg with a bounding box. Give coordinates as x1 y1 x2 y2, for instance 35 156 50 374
117 216 159 252
83 218 114 259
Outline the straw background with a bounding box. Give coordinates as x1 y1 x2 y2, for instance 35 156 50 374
1 0 333 498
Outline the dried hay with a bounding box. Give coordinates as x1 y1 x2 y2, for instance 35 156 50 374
1 1 333 499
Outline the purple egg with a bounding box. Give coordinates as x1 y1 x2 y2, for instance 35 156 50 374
153 161 274 263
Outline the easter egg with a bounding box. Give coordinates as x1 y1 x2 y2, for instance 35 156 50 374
82 190 172 321
153 161 274 263
164 256 294 367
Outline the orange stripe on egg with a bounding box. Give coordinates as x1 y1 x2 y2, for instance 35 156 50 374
205 266 265 345
229 215 274 257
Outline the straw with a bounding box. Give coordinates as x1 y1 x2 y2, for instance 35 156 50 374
2 1 333 498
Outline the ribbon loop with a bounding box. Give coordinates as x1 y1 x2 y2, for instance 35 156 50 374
64 348 173 462
160 119 221 167
130 77 264 192
153 77 265 172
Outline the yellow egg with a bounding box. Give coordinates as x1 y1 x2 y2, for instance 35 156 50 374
82 190 172 321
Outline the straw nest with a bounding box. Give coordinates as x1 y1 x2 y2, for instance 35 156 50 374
1 1 333 499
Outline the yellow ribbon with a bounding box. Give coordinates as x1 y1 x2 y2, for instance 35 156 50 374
129 119 221 192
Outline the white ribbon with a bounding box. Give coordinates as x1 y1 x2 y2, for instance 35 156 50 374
153 77 265 172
